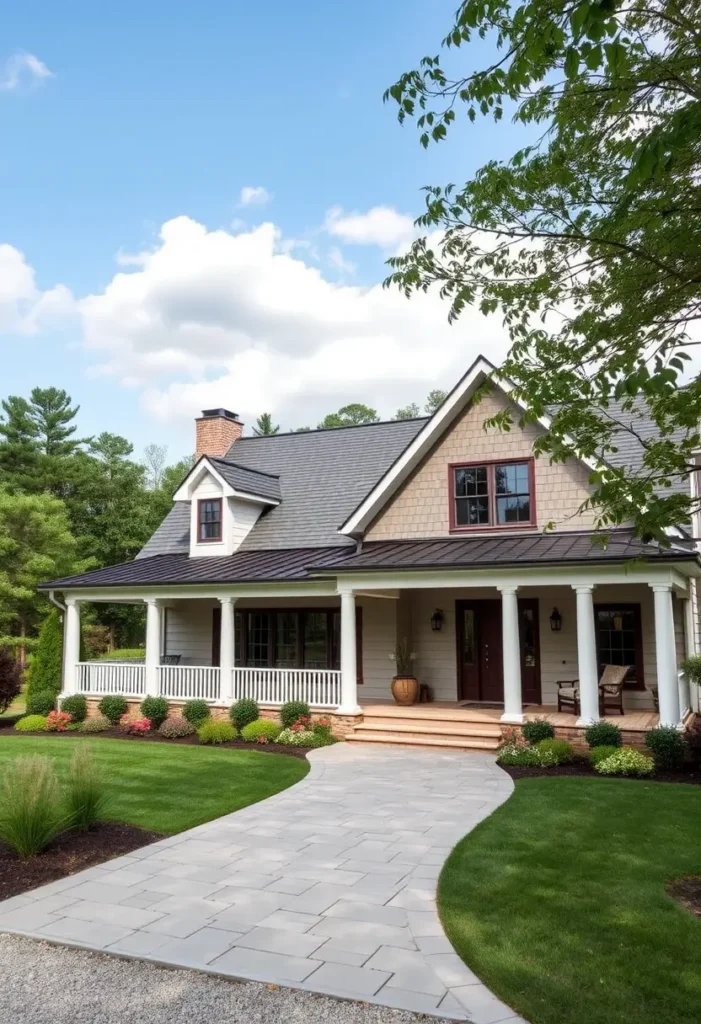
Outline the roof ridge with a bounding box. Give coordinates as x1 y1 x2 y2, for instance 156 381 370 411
231 416 430 443
210 456 280 481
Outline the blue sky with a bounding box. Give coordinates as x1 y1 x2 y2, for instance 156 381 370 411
1 1 524 461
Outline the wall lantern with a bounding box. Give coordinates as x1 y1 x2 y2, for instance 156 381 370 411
613 612 623 632
549 607 562 632
431 609 444 632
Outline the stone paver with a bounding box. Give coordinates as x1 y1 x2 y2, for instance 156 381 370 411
0 744 523 1022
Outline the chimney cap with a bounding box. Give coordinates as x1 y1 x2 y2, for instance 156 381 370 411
198 408 240 421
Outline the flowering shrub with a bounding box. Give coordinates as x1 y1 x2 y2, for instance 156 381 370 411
45 710 73 732
596 748 654 777
497 744 541 766
278 727 317 747
80 715 112 733
159 716 197 738
119 714 152 735
280 701 311 729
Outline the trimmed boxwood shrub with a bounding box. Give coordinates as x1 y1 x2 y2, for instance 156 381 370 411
98 694 128 724
280 701 311 729
159 716 197 738
644 726 685 769
14 715 48 732
182 699 211 726
536 738 575 764
80 715 112 733
60 694 87 723
25 690 57 717
595 747 654 777
241 719 282 742
584 721 622 749
140 696 169 729
198 720 236 745
229 698 259 729
588 744 620 767
521 718 554 744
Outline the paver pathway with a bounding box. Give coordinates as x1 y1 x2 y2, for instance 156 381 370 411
0 744 523 1023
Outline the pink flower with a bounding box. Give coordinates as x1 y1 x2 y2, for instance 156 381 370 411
45 710 72 732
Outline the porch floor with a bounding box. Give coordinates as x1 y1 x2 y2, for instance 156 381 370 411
359 700 659 733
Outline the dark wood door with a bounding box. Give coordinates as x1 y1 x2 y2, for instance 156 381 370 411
456 600 503 702
456 598 541 704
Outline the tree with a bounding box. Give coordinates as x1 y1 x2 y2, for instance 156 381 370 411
318 404 380 429
394 402 421 420
0 647 22 715
385 0 701 542
425 390 447 415
29 387 86 496
0 488 85 664
25 608 63 702
0 396 39 491
253 413 280 436
142 443 168 489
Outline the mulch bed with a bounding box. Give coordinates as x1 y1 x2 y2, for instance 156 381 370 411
0 728 311 759
0 821 162 901
667 876 701 917
502 759 701 785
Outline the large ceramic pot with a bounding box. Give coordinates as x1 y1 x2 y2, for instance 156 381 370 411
391 675 419 706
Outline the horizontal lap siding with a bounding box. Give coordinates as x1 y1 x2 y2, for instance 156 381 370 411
357 596 397 699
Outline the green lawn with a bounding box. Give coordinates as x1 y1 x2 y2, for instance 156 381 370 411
0 683 26 719
439 778 701 1024
0 736 308 834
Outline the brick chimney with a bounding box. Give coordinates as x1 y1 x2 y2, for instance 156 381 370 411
195 409 243 459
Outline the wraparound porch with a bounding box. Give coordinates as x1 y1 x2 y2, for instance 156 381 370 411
58 558 699 738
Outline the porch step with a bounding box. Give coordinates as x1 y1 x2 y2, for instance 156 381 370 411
354 720 502 740
345 731 501 752
361 704 501 725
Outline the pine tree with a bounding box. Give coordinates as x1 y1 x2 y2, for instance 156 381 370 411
0 396 39 491
253 413 280 436
29 387 85 496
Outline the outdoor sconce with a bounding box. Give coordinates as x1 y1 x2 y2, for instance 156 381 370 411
549 607 562 632
613 613 623 631
431 609 444 632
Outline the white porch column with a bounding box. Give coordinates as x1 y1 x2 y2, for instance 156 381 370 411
573 584 599 725
144 598 162 697
62 598 81 696
219 596 236 703
338 588 361 715
499 585 524 724
651 584 681 727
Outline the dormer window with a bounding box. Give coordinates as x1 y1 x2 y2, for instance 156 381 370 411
198 498 222 542
450 459 535 531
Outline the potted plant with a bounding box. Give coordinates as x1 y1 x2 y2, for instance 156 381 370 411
389 638 418 705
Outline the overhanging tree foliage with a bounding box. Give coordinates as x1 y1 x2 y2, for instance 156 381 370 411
385 0 701 541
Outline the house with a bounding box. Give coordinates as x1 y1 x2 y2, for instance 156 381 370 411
41 357 701 750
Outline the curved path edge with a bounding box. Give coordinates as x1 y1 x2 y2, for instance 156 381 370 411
0 744 527 1023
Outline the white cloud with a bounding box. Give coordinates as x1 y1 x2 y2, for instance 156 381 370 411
0 243 73 334
327 246 356 276
73 215 510 429
0 52 53 92
325 205 416 249
238 185 272 208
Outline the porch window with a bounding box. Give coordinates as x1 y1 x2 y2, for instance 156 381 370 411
197 498 222 542
594 604 644 689
451 459 534 530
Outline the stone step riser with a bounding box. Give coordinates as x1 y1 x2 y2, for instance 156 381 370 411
356 720 502 738
346 732 501 751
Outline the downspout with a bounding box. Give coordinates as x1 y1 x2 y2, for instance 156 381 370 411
48 590 66 614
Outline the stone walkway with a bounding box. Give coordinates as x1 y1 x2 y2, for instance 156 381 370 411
0 744 523 1023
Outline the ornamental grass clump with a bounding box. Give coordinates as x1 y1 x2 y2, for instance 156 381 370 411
595 748 654 777
0 756 67 857
66 745 107 831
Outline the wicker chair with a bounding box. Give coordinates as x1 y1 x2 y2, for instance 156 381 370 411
160 654 181 666
556 664 630 716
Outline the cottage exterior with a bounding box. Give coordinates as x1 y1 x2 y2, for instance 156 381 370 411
41 357 701 749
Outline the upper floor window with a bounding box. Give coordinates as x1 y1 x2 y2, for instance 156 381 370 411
450 459 534 530
198 498 222 542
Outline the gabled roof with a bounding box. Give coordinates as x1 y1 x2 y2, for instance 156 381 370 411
172 455 281 504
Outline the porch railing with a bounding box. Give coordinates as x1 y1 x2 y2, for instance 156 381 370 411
157 665 220 702
72 662 341 708
76 662 146 697
231 667 341 708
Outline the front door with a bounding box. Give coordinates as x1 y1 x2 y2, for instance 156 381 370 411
456 599 541 704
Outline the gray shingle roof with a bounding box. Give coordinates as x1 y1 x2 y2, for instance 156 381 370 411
208 458 281 502
41 529 697 591
138 418 426 557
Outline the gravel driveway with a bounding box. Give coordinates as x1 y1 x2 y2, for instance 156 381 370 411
0 933 438 1024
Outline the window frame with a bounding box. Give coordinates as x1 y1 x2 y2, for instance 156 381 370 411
448 458 536 533
594 602 645 691
197 497 223 543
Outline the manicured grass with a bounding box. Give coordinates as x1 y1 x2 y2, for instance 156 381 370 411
0 737 308 834
439 778 701 1024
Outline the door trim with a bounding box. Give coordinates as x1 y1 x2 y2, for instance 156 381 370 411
455 597 542 704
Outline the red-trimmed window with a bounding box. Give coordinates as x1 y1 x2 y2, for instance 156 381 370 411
197 498 222 542
450 459 535 530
